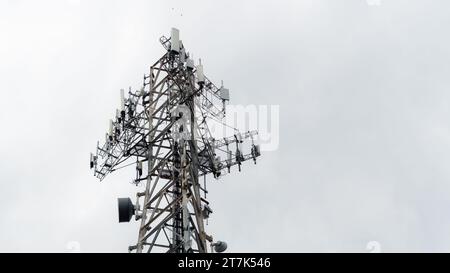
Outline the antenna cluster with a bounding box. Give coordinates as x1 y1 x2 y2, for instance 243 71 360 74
90 28 261 253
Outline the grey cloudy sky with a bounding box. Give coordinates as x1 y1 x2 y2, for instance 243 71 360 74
1 0 450 252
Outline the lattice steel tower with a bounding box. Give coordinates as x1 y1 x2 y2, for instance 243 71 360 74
90 28 261 253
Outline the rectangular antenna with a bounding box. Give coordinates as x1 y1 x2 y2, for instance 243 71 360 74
120 89 125 110
170 28 180 53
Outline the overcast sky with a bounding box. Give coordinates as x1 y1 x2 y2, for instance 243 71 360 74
1 0 450 252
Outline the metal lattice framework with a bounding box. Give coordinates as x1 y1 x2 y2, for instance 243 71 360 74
90 28 261 253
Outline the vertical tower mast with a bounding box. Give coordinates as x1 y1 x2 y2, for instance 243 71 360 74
91 28 261 253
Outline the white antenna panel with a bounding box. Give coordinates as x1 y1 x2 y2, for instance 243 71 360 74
170 28 180 53
186 58 194 70
120 89 125 110
220 87 230 101
109 119 113 136
196 62 205 83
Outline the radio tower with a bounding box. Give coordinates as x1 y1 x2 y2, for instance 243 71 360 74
90 28 261 253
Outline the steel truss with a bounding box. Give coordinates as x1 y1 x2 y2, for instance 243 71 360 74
91 29 261 253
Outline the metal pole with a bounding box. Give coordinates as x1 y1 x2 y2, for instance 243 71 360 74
136 67 155 253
